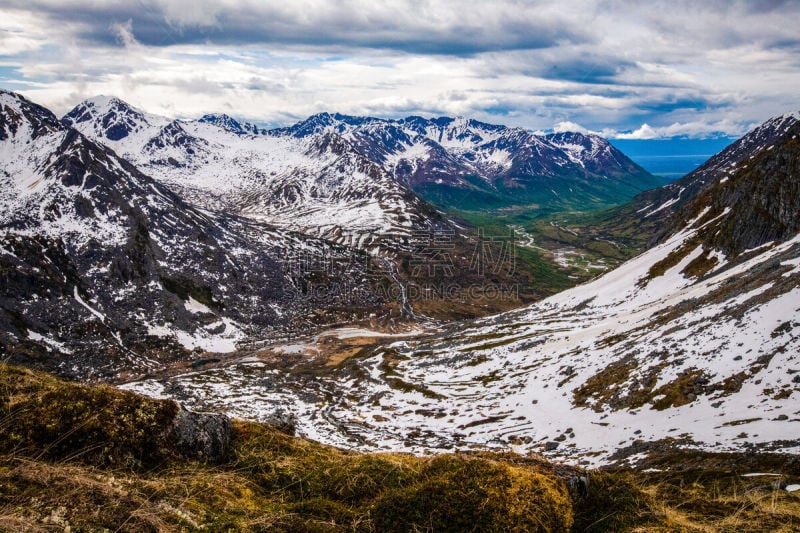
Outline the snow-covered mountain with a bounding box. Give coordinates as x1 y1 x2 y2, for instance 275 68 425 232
61 97 563 318
622 111 800 231
62 97 453 252
123 112 800 464
0 91 397 380
64 100 663 248
197 113 266 136
271 113 664 210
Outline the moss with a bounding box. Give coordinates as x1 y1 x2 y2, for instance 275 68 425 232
378 350 445 399
573 361 710 413
3 364 799 531
231 422 575 531
639 237 702 286
650 369 708 410
465 353 491 366
573 356 637 411
0 363 179 469
571 471 658 532
372 455 574 532
478 369 504 386
386 376 446 399
681 249 719 278
0 364 583 531
774 388 794 400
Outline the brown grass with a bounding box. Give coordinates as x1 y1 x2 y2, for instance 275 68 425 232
2 363 799 531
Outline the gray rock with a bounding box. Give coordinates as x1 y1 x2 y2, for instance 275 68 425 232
771 478 788 490
169 407 232 462
567 475 590 497
266 409 297 436
545 441 560 452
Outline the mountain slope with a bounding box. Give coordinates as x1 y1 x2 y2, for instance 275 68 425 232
4 363 799 531
272 113 665 211
62 98 454 251
123 112 800 464
0 91 396 380
62 98 552 317
592 111 800 251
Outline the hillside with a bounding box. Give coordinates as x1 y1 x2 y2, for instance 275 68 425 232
509 110 800 283
122 111 800 466
582 110 800 253
2 363 799 531
0 90 401 380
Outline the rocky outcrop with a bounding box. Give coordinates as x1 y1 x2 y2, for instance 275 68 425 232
168 407 232 462
691 121 800 255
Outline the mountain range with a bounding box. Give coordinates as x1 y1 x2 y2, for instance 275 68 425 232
0 91 398 379
269 112 664 211
2 88 798 465
120 107 800 464
2 90 663 378
61 96 662 242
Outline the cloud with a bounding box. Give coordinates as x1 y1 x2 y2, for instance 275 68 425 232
553 121 593 134
613 119 748 140
614 124 660 140
111 19 140 49
0 1 798 137
4 0 591 54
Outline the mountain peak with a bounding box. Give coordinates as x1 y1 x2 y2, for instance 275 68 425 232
82 94 127 109
63 95 155 141
198 113 243 132
67 95 145 121
198 113 265 135
0 90 62 140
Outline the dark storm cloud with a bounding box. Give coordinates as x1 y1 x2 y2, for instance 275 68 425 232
3 0 591 55
2 0 798 137
478 51 638 85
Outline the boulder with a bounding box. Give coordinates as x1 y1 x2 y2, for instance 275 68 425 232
169 407 232 462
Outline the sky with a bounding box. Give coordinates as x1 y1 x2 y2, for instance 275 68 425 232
0 0 798 138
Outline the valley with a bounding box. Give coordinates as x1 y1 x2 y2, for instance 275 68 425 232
73 100 795 466
3 1 800 529
1 88 799 521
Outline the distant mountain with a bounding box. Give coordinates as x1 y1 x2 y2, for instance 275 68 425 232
197 113 266 136
61 98 563 317
0 90 396 380
63 98 458 252
600 111 800 250
271 113 665 211
124 110 800 464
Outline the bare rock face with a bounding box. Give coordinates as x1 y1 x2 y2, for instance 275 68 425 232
168 407 232 462
1 90 399 380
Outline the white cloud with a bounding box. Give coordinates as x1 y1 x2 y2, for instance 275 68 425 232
111 19 141 49
614 123 660 140
553 121 592 134
0 9 56 56
613 119 748 140
1 1 799 136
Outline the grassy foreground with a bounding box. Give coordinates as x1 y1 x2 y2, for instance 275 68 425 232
0 363 798 532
